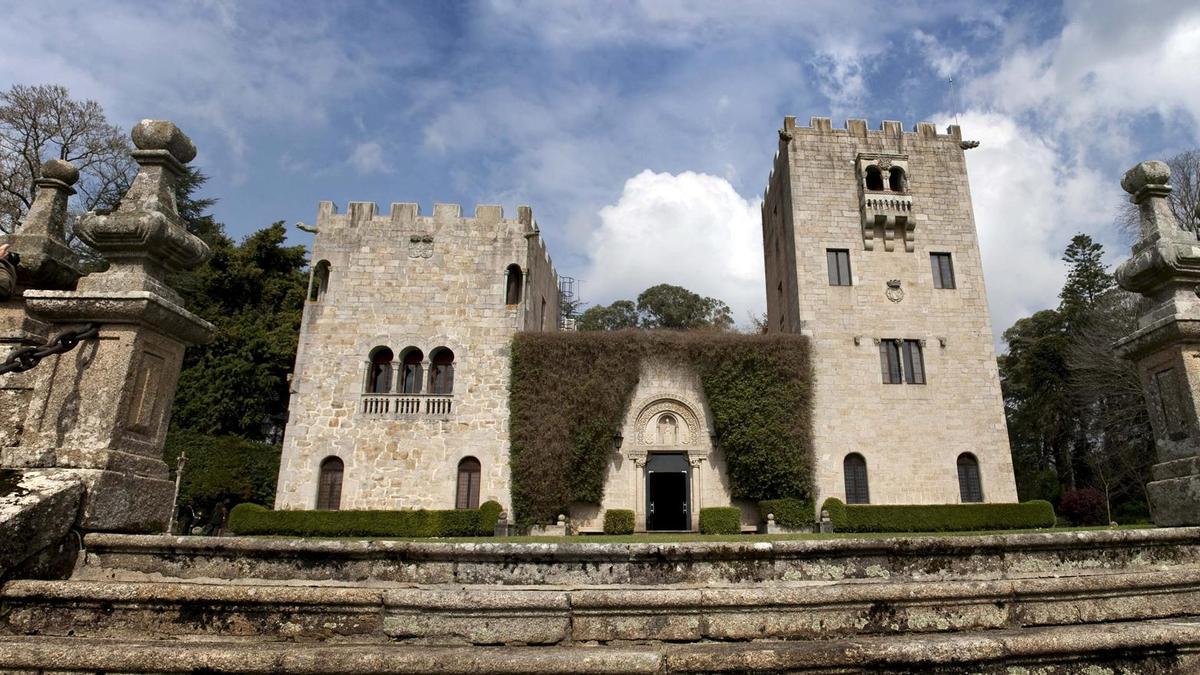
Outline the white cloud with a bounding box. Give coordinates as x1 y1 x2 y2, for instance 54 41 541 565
913 29 968 79
955 110 1112 342
348 142 389 175
581 170 764 326
973 3 1200 152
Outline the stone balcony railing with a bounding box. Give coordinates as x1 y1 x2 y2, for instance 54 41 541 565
360 393 454 417
860 192 915 252
863 192 913 215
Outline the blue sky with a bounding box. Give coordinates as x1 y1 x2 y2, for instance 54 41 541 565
5 1 1200 341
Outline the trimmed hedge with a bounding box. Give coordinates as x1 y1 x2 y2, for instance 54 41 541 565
510 331 814 524
479 500 504 533
699 507 742 534
603 509 635 535
758 498 814 529
228 500 504 538
820 498 1057 533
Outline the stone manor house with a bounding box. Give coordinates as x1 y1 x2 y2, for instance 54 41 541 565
274 116 1018 530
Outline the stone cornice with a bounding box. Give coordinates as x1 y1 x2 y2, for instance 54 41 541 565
23 290 214 346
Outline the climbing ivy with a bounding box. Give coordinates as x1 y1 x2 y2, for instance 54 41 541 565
509 331 813 524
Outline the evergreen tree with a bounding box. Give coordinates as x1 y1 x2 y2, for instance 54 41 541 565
170 221 308 441
1058 234 1114 325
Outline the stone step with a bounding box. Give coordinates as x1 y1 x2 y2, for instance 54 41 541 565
79 527 1200 586
6 569 1200 645
1 619 1199 673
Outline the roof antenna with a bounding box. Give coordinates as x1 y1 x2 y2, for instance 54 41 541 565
948 75 961 127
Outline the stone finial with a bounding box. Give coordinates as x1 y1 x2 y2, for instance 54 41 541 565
131 119 197 163
556 514 566 526
1121 160 1171 202
74 120 209 304
1115 159 1200 295
2 158 85 289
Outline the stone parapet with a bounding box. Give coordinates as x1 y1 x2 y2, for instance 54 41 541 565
79 527 1200 586
1 616 1199 673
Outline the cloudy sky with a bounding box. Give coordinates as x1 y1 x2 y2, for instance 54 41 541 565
5 1 1199 343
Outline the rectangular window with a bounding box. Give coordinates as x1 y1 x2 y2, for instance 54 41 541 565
827 249 851 286
879 340 903 384
902 339 926 384
931 253 956 289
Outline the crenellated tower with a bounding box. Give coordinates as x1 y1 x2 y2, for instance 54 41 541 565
276 201 559 513
762 116 1018 509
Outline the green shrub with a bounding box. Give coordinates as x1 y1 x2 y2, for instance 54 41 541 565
758 498 814 529
478 500 504 534
163 430 281 519
820 498 1056 533
227 503 498 538
699 507 742 534
603 509 635 535
510 331 813 524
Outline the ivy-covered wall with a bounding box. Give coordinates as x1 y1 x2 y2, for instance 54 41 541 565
509 331 813 524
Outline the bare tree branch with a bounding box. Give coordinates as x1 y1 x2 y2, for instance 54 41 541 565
0 84 134 234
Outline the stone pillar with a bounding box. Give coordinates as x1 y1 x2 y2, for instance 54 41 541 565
0 160 86 453
16 120 213 533
1114 160 1200 526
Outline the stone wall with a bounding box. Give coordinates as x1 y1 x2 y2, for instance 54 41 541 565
275 202 559 512
763 117 1017 509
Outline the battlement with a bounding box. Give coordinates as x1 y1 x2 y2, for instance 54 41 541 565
314 201 538 233
781 116 963 142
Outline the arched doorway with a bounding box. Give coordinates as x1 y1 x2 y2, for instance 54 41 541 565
645 453 690 531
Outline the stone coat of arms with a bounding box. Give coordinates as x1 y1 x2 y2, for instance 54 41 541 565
408 234 434 259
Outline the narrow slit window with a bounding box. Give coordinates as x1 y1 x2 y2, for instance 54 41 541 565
957 453 983 503
316 456 344 510
505 264 523 305
931 253 956 289
456 457 481 509
400 348 424 394
366 347 394 394
879 340 903 384
429 348 454 395
844 453 870 504
902 340 926 384
309 260 330 302
826 249 851 286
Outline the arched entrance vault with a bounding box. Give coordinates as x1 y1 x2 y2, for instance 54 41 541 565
625 397 712 531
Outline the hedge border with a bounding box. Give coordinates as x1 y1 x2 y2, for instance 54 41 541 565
820 498 1056 533
228 501 503 538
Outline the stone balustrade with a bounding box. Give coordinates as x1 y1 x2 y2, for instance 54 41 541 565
360 393 453 417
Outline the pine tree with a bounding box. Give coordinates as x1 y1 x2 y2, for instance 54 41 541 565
1058 234 1114 325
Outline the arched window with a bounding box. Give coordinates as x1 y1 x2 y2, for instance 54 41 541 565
865 165 884 191
505 264 523 306
429 347 454 395
957 453 983 503
844 453 870 504
399 348 424 394
889 167 907 192
456 456 481 509
366 347 393 394
308 260 331 302
317 456 344 510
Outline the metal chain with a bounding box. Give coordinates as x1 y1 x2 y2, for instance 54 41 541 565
0 323 101 375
